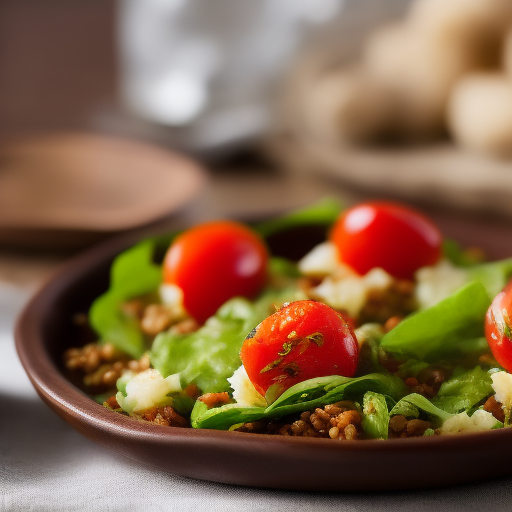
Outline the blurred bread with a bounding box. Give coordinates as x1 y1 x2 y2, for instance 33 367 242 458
408 0 512 68
360 0 512 141
363 24 484 139
285 0 512 153
448 73 512 156
302 69 394 144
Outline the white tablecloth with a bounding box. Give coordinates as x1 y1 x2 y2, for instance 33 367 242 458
3 283 512 511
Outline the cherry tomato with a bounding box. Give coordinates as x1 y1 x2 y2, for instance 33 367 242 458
485 281 512 372
240 300 359 398
163 221 268 323
330 201 442 280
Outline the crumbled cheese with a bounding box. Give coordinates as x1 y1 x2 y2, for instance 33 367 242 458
298 242 353 278
415 260 468 309
227 365 267 408
491 371 512 412
159 283 187 319
312 268 393 318
116 368 182 413
440 410 498 434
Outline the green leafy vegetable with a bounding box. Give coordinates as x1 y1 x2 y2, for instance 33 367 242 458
269 257 301 279
361 392 390 439
254 197 341 238
89 240 162 358
169 392 196 415
191 373 407 430
442 239 512 296
151 287 305 393
354 323 386 374
389 399 420 419
468 258 512 299
380 281 491 360
395 359 430 379
443 239 484 267
390 393 453 423
431 366 493 414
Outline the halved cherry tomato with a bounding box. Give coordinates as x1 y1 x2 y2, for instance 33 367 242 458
163 221 268 323
330 201 442 280
240 300 359 398
485 281 512 372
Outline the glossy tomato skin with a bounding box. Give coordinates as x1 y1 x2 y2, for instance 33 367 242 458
240 300 359 398
163 221 268 324
485 281 512 372
330 201 442 280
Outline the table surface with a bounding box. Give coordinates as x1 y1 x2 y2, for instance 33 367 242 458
2 169 512 511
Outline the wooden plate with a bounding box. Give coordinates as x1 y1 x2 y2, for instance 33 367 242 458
14 216 512 491
0 133 206 247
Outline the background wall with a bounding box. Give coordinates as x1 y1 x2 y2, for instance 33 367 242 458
0 0 117 136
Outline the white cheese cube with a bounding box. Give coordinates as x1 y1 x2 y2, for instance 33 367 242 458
159 283 188 319
415 260 468 309
441 409 498 434
227 365 267 408
116 368 182 413
312 267 393 318
298 242 349 278
491 371 512 412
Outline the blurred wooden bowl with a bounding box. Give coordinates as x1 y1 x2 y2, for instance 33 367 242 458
0 133 207 248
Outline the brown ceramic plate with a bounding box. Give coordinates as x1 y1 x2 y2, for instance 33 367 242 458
0 133 206 248
14 216 512 492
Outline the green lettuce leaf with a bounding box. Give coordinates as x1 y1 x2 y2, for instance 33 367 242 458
390 393 453 423
431 366 493 414
361 392 390 439
389 399 420 419
380 281 490 361
191 373 407 430
89 240 162 358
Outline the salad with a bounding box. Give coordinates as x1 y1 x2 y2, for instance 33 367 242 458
64 199 512 441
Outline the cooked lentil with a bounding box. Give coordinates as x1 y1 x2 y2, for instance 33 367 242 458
235 401 362 440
